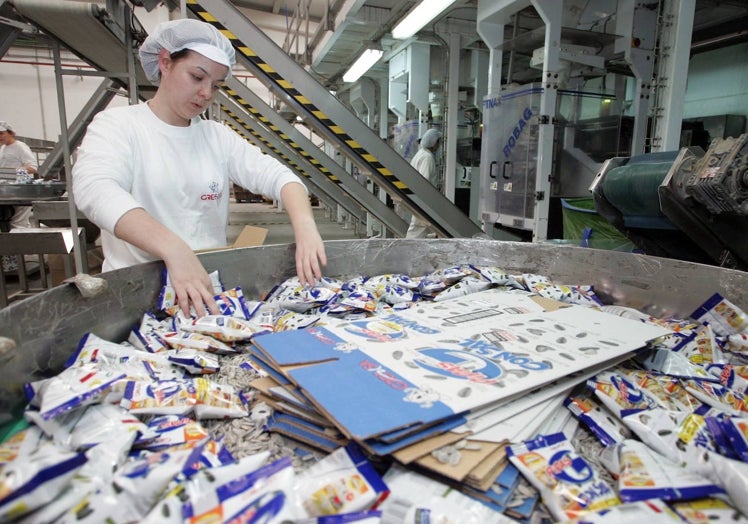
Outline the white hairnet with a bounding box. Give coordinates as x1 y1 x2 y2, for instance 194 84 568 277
420 129 442 149
0 121 13 132
139 19 236 85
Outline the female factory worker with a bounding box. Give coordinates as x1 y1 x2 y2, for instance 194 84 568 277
73 19 326 316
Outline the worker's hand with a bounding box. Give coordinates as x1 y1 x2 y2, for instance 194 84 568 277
294 222 327 287
112 208 220 317
163 246 220 318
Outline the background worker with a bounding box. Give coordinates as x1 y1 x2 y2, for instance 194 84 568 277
73 19 326 317
405 128 443 238
0 121 38 230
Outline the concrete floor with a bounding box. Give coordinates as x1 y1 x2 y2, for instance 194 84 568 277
227 201 361 245
1 201 361 307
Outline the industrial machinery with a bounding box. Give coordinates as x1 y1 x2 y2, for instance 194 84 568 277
479 83 632 238
590 134 748 271
474 0 700 243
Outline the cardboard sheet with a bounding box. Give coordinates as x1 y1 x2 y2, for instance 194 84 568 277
415 439 504 483
253 288 672 443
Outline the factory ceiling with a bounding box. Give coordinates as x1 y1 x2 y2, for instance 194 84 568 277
1 0 746 95
231 0 748 91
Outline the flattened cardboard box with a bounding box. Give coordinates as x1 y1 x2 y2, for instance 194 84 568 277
253 288 671 443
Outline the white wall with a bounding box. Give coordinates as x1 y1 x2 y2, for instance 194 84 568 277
0 5 275 142
683 41 748 122
0 6 168 142
0 47 126 142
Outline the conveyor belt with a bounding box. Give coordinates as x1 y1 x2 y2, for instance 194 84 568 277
9 0 153 177
10 0 149 88
221 79 408 236
187 0 482 238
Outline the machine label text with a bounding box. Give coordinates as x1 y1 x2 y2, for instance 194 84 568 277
503 107 533 158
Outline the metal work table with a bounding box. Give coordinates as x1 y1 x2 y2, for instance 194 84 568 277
0 182 67 231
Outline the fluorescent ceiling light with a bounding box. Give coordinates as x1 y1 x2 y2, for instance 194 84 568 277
342 48 384 83
392 0 459 39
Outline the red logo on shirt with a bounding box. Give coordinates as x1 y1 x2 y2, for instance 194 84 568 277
200 181 222 201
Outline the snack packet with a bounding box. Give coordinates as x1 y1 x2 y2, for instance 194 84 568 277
563 498 683 523
67 332 182 384
295 443 389 516
193 380 249 420
587 370 660 417
162 331 236 355
134 415 210 451
691 293 748 337
618 439 725 502
175 312 266 343
166 349 220 375
621 408 716 477
180 456 304 523
432 276 493 302
670 497 748 523
121 378 201 417
141 451 271 523
0 426 44 470
33 365 126 420
564 392 632 446
214 287 256 319
25 403 151 450
128 312 171 353
16 431 136 524
0 438 87 522
506 432 620 521
59 445 206 523
379 463 516 523
158 269 223 311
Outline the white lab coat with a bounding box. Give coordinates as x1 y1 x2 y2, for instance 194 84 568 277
0 140 38 229
405 147 438 238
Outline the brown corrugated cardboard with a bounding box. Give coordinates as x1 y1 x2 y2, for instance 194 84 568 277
196 225 268 253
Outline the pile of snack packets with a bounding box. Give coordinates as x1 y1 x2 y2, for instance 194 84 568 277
1 263 747 523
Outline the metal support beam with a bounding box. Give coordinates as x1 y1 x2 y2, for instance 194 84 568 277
187 0 481 238
444 31 461 204
37 79 119 179
217 92 369 226
51 41 84 275
615 0 657 155
531 0 562 242
222 77 409 236
652 0 696 151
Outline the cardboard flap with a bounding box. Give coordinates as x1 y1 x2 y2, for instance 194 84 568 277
195 225 268 254
233 225 268 247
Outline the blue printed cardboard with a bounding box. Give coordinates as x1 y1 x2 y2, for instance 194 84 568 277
253 288 671 442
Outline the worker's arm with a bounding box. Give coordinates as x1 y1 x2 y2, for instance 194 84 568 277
280 182 327 286
113 208 220 317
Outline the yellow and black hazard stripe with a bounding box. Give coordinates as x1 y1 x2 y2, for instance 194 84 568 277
187 0 411 196
221 88 343 188
221 107 312 182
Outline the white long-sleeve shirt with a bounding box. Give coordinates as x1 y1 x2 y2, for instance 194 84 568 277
0 140 37 170
73 102 304 271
